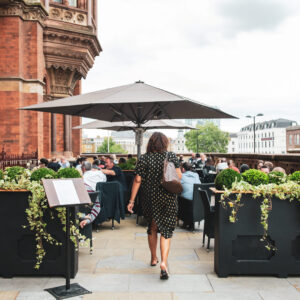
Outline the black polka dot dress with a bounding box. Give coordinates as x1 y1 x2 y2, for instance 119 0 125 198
135 151 180 239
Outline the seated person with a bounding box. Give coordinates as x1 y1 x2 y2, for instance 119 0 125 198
99 156 106 168
261 165 270 174
48 157 60 172
82 161 106 190
180 162 201 200
59 157 70 168
196 153 206 168
216 158 228 173
102 156 127 191
264 161 274 172
92 159 101 170
80 161 106 228
188 153 197 165
202 157 216 182
178 155 184 165
272 166 286 174
229 160 240 173
240 164 250 173
119 157 127 164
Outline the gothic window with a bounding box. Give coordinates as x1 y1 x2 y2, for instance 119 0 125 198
68 0 77 7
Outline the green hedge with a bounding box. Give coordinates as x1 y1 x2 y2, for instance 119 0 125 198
30 168 57 181
242 169 269 186
215 169 242 190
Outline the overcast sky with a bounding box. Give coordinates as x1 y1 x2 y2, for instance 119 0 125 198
82 0 300 137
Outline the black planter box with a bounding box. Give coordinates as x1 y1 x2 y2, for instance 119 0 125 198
214 191 300 278
0 191 78 278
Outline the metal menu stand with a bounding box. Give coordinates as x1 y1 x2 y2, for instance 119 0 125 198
42 178 92 300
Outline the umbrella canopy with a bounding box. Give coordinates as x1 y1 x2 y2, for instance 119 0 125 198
21 81 237 156
21 81 236 123
73 119 196 131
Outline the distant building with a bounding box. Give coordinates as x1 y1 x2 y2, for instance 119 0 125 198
227 133 238 153
238 119 297 154
111 131 151 155
185 119 220 128
170 130 188 153
82 137 98 153
286 125 300 154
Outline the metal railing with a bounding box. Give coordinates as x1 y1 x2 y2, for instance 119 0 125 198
0 148 38 170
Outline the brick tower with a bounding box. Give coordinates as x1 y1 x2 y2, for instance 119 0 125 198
0 0 101 158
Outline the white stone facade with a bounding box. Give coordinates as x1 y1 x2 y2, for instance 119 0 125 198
237 119 297 154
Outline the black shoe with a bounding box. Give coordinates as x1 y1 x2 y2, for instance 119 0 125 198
160 269 169 280
150 260 159 267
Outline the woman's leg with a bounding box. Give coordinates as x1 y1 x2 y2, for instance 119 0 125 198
148 220 158 264
160 235 171 271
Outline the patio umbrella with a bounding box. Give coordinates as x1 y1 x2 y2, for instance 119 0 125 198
21 81 237 156
74 119 196 155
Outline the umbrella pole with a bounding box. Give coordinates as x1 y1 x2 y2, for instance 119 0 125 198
135 128 144 159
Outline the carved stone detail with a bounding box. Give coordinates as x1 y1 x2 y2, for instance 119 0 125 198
46 66 81 98
49 6 87 25
0 0 48 25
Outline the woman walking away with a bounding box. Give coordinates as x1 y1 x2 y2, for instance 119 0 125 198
127 132 182 280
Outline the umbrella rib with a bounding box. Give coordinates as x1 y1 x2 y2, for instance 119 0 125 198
70 104 93 116
140 103 162 122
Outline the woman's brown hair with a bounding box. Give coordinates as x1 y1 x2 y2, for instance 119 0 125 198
146 132 169 153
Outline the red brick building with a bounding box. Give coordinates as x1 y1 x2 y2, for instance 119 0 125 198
0 0 101 158
286 125 300 154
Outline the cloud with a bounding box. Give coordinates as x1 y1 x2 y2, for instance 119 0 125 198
217 0 290 34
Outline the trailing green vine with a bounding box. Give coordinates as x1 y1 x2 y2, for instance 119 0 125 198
220 178 300 251
0 167 88 269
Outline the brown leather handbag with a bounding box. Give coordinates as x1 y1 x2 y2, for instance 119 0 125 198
161 152 183 194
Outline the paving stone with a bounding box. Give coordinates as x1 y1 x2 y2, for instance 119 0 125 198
67 274 130 292
83 292 173 300
195 248 214 261
0 291 19 300
16 291 77 300
173 291 262 300
128 274 213 292
207 273 294 292
133 248 199 263
94 254 158 274
259 289 300 300
168 261 214 275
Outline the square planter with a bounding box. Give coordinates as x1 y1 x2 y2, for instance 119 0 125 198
0 190 78 278
214 191 300 278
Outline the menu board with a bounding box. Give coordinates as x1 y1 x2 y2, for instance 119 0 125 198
42 178 91 207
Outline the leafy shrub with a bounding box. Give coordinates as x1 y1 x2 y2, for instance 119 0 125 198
127 158 137 165
57 167 81 178
5 166 26 181
30 167 57 181
242 169 269 186
289 171 300 183
119 162 135 170
0 169 3 180
268 171 286 185
215 169 242 190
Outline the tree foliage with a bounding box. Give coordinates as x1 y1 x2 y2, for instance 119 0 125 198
97 137 127 154
184 122 229 153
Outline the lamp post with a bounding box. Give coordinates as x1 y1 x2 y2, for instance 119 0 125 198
246 114 263 154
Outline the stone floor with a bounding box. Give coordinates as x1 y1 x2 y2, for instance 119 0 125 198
1 215 300 300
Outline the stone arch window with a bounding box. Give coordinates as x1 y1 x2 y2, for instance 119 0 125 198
68 0 78 7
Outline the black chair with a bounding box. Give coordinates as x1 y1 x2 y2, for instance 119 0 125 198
197 183 215 228
199 183 215 202
79 191 99 254
178 184 204 230
198 189 215 251
95 182 125 230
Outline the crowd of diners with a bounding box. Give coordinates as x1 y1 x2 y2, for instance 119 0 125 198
30 152 286 229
